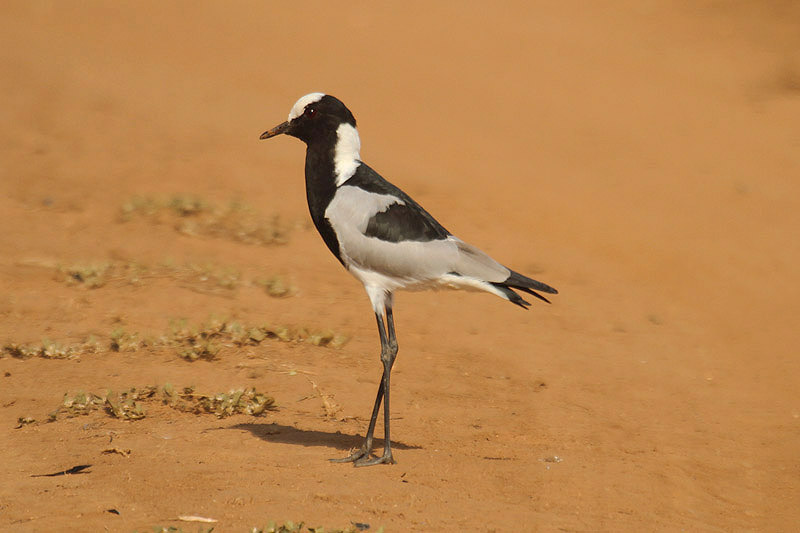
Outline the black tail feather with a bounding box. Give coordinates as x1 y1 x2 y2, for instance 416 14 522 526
515 285 552 304
491 284 532 309
504 270 558 295
491 269 557 309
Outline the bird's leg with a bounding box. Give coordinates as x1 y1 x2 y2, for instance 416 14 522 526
329 373 384 463
329 310 390 464
354 304 398 467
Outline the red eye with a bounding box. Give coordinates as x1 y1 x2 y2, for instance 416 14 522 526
305 107 317 118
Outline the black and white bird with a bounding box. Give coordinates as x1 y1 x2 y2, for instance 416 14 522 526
260 93 557 466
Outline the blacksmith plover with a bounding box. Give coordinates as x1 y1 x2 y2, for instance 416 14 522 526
260 93 557 466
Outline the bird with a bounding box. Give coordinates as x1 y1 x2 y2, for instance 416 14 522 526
260 93 557 466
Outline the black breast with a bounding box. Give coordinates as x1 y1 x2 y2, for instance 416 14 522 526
304 141 344 265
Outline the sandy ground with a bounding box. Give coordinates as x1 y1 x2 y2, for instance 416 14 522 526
1 1 799 531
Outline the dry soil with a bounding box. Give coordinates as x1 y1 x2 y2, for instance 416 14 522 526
1 2 799 531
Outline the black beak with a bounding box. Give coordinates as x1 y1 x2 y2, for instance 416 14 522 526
260 121 291 140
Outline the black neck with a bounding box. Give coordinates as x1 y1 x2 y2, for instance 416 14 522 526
304 139 344 264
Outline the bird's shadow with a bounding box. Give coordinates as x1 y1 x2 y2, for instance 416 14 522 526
230 422 420 451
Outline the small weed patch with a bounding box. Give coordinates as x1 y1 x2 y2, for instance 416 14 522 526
56 262 120 288
139 523 378 533
163 384 274 417
54 260 297 297
253 521 382 533
119 194 290 246
2 338 101 360
165 318 349 361
255 276 296 298
44 385 275 423
3 319 348 362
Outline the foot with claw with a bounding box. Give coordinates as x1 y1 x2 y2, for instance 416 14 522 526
354 453 395 467
331 446 395 467
329 447 371 464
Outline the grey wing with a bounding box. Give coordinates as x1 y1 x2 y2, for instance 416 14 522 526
325 185 459 281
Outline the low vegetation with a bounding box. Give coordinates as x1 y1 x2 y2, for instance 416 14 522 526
117 317 349 361
2 318 348 362
140 521 380 533
55 260 295 296
2 338 101 360
119 194 290 246
252 522 380 533
43 384 275 423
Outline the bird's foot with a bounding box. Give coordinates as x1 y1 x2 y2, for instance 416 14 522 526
329 446 371 464
354 451 395 467
329 446 395 466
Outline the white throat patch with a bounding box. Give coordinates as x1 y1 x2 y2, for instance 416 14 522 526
288 92 325 121
334 123 361 186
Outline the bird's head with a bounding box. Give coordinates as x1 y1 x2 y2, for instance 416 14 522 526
260 92 357 145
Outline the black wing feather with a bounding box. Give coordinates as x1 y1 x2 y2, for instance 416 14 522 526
344 163 450 243
365 202 446 242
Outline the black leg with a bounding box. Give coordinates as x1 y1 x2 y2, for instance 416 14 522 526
354 303 398 466
386 306 398 355
330 303 398 466
329 371 384 463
